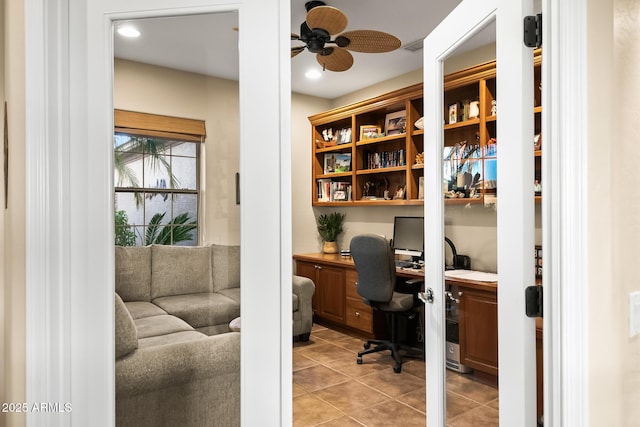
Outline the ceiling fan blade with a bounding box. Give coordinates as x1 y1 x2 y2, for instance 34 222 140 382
316 47 353 72
306 6 348 35
291 46 306 58
337 30 402 53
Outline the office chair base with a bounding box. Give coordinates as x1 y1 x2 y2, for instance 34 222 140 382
357 339 403 373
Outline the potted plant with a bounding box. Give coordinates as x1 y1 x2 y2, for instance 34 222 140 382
316 212 345 254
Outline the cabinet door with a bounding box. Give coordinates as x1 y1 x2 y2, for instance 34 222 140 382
459 286 498 376
295 261 321 313
316 264 346 323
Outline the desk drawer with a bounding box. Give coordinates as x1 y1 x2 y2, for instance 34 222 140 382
345 269 359 299
345 297 372 332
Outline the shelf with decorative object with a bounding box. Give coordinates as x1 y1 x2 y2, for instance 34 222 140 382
308 50 542 207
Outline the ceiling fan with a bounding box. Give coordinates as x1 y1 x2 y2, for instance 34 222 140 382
292 1 402 72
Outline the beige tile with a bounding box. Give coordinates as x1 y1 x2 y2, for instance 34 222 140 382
294 352 319 371
292 382 308 398
486 397 499 410
298 342 355 364
446 391 482 419
396 388 426 413
293 364 349 393
357 369 424 399
446 373 499 404
313 381 390 413
293 335 330 352
316 416 365 426
325 355 389 378
401 359 426 380
447 405 499 427
351 400 426 427
313 327 355 342
293 393 345 427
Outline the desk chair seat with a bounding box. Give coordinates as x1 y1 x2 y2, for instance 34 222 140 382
350 234 422 373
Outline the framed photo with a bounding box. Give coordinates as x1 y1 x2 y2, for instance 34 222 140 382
448 103 458 124
324 153 351 174
359 125 381 140
385 110 406 136
336 128 352 145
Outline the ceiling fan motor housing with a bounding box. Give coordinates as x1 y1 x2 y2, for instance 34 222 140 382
299 22 331 53
305 1 326 12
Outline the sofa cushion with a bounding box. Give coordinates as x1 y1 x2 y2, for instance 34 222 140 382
134 314 194 339
138 331 206 348
124 301 167 320
153 293 240 329
115 293 138 359
212 244 240 292
115 246 152 302
151 245 213 299
218 288 240 305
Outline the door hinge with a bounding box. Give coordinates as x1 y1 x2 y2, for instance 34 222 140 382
525 285 543 318
523 13 542 48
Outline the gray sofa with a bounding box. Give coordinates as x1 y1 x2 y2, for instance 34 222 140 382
114 244 315 427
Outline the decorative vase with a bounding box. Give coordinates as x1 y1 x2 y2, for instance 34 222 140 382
322 241 339 254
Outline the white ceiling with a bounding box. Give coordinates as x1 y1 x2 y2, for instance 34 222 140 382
113 0 492 100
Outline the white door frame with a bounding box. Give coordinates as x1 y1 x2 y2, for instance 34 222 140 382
23 0 591 425
424 0 536 425
24 0 291 425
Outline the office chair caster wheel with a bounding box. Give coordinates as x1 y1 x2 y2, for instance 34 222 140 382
357 357 363 365
393 364 402 374
363 342 371 349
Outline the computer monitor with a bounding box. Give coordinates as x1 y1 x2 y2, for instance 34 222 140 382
392 216 424 261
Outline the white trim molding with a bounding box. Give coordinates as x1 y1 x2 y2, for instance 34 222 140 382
545 0 590 425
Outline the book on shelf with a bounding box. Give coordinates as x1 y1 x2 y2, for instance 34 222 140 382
364 149 405 169
317 179 352 202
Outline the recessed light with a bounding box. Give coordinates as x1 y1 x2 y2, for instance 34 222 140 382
305 69 322 79
117 25 140 38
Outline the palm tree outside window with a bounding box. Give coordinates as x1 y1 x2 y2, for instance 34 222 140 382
114 133 199 246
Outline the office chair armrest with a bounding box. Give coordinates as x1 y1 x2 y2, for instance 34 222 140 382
404 278 424 286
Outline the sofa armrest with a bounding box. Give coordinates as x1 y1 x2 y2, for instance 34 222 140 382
116 332 240 397
292 275 315 303
292 275 315 339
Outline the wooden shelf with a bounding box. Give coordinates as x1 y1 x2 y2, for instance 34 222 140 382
308 51 542 206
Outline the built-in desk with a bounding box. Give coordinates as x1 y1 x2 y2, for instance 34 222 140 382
293 252 542 419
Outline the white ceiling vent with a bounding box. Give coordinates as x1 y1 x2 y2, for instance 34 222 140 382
403 39 424 52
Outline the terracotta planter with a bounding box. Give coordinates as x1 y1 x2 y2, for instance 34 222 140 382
322 241 339 254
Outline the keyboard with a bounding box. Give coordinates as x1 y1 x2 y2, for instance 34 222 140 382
395 260 414 268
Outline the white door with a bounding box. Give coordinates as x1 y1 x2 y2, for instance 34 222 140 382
423 1 538 425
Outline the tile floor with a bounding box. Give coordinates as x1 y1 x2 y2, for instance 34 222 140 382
293 324 499 427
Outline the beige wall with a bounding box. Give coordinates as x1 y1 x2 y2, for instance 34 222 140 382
2 0 25 426
613 0 640 424
114 59 241 245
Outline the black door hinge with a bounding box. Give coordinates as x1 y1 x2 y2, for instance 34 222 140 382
524 14 542 48
525 285 543 318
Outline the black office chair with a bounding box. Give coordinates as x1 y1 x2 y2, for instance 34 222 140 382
350 234 422 373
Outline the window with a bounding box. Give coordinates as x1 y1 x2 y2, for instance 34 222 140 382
113 110 206 246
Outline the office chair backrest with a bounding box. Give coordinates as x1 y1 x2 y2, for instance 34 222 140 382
350 234 396 303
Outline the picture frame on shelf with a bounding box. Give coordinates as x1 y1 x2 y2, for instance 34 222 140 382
448 103 458 124
336 128 352 145
324 153 351 174
384 110 406 136
359 125 381 140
